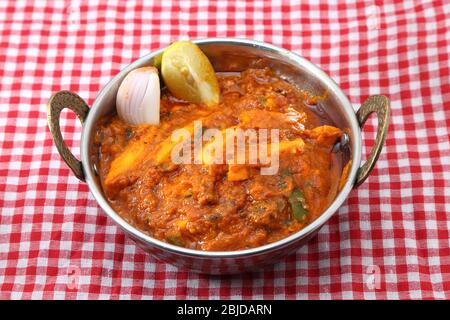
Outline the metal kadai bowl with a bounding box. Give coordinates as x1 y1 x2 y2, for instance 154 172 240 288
47 38 389 274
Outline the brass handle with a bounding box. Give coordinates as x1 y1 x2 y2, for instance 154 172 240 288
354 95 390 187
47 91 90 181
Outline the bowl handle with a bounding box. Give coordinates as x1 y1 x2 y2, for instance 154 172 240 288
47 91 90 181
354 95 390 187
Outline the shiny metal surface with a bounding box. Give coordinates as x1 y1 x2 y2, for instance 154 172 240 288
354 95 390 187
47 91 90 181
47 38 389 273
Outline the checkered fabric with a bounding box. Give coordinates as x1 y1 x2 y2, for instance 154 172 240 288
0 0 449 299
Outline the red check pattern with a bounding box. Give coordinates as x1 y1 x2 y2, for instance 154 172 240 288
0 0 449 299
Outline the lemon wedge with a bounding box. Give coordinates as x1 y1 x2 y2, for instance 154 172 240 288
161 41 220 107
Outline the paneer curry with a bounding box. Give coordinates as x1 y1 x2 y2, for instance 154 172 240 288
93 68 348 251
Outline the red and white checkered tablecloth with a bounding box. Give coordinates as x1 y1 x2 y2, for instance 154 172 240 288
0 0 449 300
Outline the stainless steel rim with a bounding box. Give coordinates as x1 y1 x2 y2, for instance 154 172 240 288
80 38 362 258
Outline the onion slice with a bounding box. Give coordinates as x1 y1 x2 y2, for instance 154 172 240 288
116 66 160 125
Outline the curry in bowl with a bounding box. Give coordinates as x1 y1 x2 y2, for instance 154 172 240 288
93 49 350 251
47 39 389 272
